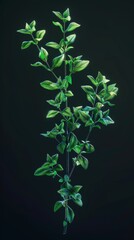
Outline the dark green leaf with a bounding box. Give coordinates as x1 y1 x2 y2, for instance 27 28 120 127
98 116 114 126
65 75 72 84
73 185 83 193
67 133 78 152
66 207 75 223
54 201 63 212
57 141 66 154
78 155 89 169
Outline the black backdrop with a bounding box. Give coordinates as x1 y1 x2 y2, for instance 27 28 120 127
2 0 134 239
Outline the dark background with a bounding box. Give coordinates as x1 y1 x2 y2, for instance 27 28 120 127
1 0 134 239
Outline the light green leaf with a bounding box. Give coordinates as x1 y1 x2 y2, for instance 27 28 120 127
46 110 59 118
40 80 58 90
46 41 60 49
87 75 98 86
36 30 46 41
55 164 64 171
52 21 63 32
66 34 76 44
65 90 74 97
17 29 31 35
53 11 63 20
52 54 64 68
31 62 45 67
39 47 48 61
66 22 80 32
72 60 89 72
81 85 94 94
29 20 36 29
54 201 63 212
21 41 34 49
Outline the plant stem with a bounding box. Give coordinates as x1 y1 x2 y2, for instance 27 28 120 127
63 21 69 235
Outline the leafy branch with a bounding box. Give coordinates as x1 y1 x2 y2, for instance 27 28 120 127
17 8 118 235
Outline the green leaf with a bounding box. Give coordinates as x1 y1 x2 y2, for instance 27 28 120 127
67 133 78 152
65 90 74 97
79 111 90 123
73 144 84 154
63 8 70 21
85 143 95 153
81 85 94 94
58 188 69 198
21 41 34 49
78 155 89 169
66 22 80 32
65 75 72 85
29 20 36 29
17 29 31 35
73 198 83 207
46 110 59 118
64 175 70 182
73 185 83 193
31 62 45 67
66 34 76 44
52 54 64 68
57 141 66 154
39 47 48 61
54 201 63 212
36 30 46 41
46 41 60 49
40 80 59 90
55 164 64 171
66 207 75 223
72 60 89 72
62 107 72 117
87 75 98 86
98 116 114 126
87 94 94 105
52 21 63 32
53 11 63 20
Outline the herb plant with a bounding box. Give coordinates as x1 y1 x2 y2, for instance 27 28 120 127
17 8 118 235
